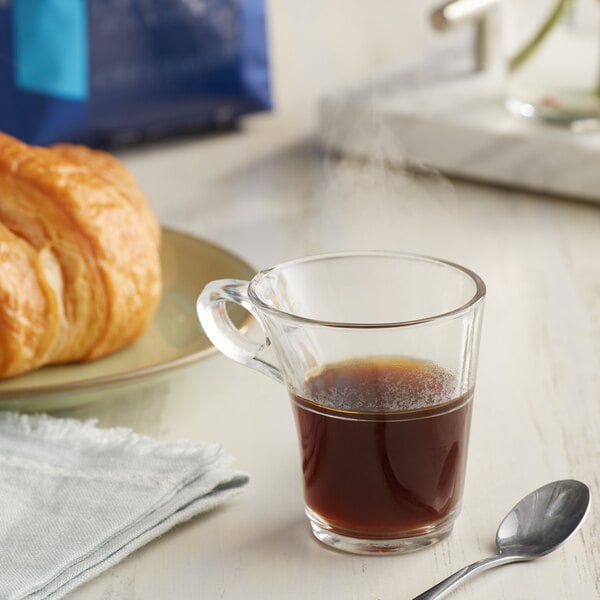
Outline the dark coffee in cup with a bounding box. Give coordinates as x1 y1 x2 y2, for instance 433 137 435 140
290 357 473 539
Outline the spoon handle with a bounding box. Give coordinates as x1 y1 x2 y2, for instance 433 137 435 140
411 554 526 600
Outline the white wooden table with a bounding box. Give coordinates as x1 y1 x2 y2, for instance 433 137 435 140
55 112 600 599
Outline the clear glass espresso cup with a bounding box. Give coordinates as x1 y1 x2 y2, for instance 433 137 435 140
197 252 486 555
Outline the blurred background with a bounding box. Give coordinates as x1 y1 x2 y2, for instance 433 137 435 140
4 0 597 202
266 0 438 127
0 0 439 144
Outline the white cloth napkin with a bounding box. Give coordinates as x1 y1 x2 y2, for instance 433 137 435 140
0 412 249 600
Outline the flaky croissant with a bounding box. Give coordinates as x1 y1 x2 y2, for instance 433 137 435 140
0 132 162 379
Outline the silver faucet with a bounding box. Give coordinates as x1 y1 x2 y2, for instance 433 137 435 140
430 0 500 71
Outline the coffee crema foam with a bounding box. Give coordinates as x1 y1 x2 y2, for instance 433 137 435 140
299 356 462 415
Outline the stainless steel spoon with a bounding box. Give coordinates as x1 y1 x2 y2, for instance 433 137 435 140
412 479 590 600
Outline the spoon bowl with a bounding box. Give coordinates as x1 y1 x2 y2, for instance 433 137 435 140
412 480 591 600
496 479 590 558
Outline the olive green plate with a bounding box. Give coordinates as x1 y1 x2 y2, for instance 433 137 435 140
0 228 254 412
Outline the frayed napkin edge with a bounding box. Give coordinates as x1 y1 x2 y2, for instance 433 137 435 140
0 411 224 463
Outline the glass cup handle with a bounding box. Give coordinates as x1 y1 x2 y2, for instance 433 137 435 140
196 279 284 384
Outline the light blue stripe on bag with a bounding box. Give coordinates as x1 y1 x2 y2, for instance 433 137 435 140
12 0 89 100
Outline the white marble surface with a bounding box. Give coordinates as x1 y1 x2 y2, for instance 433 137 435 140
318 39 600 202
48 3 600 598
